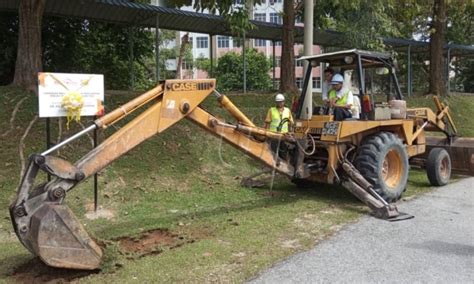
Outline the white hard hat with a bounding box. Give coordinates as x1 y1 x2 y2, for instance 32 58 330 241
330 74 344 85
275 94 285 102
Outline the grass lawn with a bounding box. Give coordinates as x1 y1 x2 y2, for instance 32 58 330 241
0 86 472 282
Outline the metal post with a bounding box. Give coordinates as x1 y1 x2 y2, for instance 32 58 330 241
296 63 313 119
129 28 135 90
155 15 160 81
210 34 214 78
356 55 365 98
272 40 276 89
301 0 314 119
243 33 247 94
447 47 451 94
93 116 98 212
320 46 325 94
46 118 51 181
370 69 374 95
407 45 412 97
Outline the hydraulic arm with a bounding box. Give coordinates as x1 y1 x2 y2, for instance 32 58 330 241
9 80 294 270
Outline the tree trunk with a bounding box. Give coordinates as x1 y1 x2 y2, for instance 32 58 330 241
429 0 447 96
13 0 46 91
175 33 189 79
280 0 298 94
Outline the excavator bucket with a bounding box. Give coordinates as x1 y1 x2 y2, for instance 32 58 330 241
11 203 102 270
425 136 474 176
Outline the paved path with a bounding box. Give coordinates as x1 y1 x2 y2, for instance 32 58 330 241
251 178 474 283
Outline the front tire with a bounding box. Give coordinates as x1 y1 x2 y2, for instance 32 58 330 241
355 132 409 202
426 148 451 186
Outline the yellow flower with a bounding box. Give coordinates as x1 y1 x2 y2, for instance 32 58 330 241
61 91 84 129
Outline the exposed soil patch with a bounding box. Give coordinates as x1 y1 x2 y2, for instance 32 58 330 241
117 229 189 256
11 258 99 283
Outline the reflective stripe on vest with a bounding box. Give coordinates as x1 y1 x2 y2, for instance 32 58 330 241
270 107 290 133
329 89 350 106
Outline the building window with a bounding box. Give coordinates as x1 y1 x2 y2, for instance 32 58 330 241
313 77 321 89
255 39 266 47
232 37 243 47
254 13 266 22
217 36 229 48
296 77 303 89
270 13 282 24
181 60 193 70
196 37 208 49
274 56 281 67
295 58 304 67
270 41 282 46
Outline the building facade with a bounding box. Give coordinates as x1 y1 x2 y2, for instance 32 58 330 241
156 0 323 92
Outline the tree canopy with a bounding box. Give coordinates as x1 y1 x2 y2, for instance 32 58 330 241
4 0 473 93
306 0 473 93
199 48 272 92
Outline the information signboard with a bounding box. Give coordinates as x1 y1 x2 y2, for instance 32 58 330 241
38 72 104 118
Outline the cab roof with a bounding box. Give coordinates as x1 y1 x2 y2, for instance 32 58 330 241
298 49 394 69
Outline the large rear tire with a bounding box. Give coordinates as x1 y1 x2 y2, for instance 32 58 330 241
426 147 451 186
354 132 409 202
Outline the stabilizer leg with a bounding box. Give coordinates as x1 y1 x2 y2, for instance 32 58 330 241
342 162 413 221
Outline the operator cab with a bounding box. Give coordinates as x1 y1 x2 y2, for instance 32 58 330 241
296 49 404 121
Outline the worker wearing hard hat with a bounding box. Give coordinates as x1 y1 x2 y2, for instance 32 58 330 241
328 74 354 121
265 94 294 159
264 94 294 133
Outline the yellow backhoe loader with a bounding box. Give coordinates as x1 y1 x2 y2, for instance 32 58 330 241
10 50 474 270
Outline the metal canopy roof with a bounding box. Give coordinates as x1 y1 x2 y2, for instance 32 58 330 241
0 0 472 56
0 0 343 46
383 37 474 57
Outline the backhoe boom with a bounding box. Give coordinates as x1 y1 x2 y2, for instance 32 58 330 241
10 80 292 270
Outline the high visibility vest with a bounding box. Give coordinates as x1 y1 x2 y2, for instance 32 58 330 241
269 107 291 133
329 89 350 107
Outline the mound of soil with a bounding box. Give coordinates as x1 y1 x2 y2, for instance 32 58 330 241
117 229 188 255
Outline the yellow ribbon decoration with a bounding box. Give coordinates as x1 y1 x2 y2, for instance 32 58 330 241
61 91 84 129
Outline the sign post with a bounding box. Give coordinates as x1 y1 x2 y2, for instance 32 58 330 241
38 72 104 212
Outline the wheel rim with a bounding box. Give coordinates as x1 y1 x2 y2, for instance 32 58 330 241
381 149 403 189
439 156 450 179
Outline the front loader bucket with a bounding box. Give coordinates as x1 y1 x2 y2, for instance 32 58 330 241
425 136 474 176
20 203 102 270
